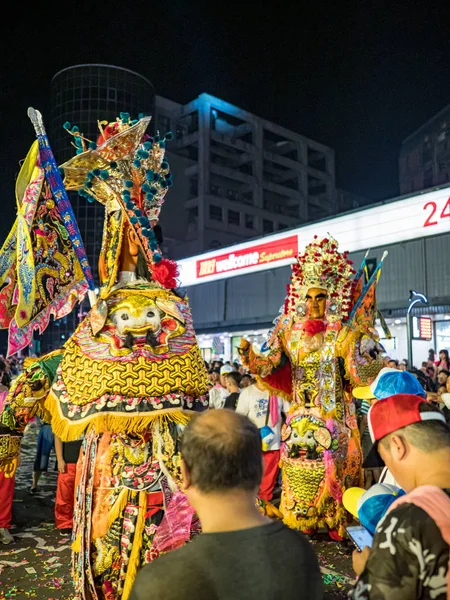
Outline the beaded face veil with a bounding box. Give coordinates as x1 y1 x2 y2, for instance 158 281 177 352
59 113 176 296
285 236 356 323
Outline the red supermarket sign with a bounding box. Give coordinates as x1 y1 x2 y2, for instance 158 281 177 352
196 235 298 279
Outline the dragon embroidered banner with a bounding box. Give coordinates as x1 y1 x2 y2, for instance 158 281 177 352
0 141 88 356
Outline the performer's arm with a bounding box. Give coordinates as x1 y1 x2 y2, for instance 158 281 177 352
338 327 385 387
238 330 285 378
54 435 66 474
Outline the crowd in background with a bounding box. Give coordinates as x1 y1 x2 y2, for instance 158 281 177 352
382 348 450 413
1 348 450 598
204 347 450 412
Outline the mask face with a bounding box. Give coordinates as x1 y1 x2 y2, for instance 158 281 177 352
305 287 328 320
95 290 187 356
110 298 162 336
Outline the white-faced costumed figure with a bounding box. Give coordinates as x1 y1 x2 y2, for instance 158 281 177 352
0 112 209 600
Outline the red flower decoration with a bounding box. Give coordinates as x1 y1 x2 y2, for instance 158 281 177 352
152 259 179 289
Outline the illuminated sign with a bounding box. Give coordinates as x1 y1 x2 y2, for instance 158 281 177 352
412 317 433 340
196 236 298 279
177 186 450 287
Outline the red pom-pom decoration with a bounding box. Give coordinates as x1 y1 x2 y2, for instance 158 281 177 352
151 258 179 290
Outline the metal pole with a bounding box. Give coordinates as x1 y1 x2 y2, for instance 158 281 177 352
407 312 413 369
407 291 429 371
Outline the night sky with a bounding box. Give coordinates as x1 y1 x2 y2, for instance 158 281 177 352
1 0 450 241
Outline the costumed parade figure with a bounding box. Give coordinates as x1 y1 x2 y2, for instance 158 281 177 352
239 237 387 539
0 110 209 599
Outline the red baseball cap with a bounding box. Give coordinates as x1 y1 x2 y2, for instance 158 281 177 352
363 394 447 468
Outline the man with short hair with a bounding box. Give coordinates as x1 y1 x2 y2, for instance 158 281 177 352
130 410 323 600
350 394 450 599
353 367 427 488
223 371 242 410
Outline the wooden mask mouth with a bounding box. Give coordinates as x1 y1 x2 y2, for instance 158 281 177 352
122 329 160 350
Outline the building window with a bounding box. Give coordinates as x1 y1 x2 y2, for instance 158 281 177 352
423 138 432 163
158 114 171 135
189 179 198 196
424 168 433 188
228 210 240 226
188 206 198 224
263 219 273 233
245 214 254 229
209 205 223 221
278 223 288 231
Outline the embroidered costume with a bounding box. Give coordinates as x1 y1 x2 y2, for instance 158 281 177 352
239 237 387 538
0 111 209 599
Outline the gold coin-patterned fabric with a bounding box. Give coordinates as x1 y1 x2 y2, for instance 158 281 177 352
282 459 326 505
0 434 21 461
61 338 209 406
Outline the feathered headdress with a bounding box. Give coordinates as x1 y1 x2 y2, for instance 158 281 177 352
59 112 178 296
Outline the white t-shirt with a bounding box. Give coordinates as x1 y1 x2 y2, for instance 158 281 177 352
379 466 400 487
236 384 289 451
208 385 229 410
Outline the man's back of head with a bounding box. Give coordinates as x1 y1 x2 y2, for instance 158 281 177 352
181 409 262 495
225 371 241 393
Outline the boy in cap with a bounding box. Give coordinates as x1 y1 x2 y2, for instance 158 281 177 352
353 368 427 488
350 394 450 599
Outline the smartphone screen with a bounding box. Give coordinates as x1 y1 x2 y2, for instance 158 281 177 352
346 525 374 550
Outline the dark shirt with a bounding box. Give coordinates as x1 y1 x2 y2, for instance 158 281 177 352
223 392 240 410
62 440 83 464
350 489 450 599
130 521 323 600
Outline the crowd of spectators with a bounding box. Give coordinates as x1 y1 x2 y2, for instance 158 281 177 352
2 348 449 598
381 348 450 420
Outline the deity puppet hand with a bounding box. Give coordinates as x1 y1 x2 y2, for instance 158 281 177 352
360 335 381 360
238 338 251 356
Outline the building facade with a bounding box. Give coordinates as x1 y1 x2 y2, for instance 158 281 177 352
175 184 450 367
399 102 450 195
155 94 337 258
42 64 155 352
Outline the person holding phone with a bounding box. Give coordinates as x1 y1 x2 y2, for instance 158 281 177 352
346 525 373 551
349 394 450 600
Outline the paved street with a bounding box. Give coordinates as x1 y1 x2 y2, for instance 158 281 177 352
0 423 355 599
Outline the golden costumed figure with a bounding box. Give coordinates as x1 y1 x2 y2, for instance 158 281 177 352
0 111 209 599
239 237 387 539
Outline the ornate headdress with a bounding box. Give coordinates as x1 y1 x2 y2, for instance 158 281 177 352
59 112 177 296
285 236 356 322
